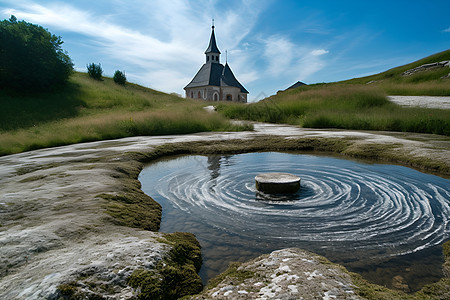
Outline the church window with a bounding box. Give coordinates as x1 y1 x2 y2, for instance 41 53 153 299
226 94 232 101
190 91 193 98
207 56 209 61
213 93 218 101
198 91 201 98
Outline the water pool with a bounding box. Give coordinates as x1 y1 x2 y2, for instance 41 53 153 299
139 152 450 291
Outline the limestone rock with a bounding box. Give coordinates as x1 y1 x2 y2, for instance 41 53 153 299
402 60 450 76
191 248 362 299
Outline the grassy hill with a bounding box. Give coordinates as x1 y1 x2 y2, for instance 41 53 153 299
0 72 250 156
217 50 450 136
341 49 450 95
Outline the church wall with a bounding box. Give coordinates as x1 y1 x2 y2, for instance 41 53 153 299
221 86 242 102
185 86 246 103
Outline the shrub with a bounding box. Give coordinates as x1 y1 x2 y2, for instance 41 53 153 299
113 70 126 85
0 15 73 91
87 63 103 80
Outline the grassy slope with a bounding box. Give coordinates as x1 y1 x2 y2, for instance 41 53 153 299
0 72 250 156
217 50 450 135
341 49 450 95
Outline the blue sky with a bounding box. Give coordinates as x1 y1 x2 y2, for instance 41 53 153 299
1 0 449 101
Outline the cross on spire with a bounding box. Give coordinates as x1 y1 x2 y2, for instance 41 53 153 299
212 18 215 29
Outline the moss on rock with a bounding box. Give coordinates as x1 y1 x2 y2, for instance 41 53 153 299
127 232 203 299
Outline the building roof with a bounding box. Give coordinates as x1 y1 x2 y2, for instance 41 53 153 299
286 81 307 90
221 63 248 93
184 62 248 93
205 27 221 54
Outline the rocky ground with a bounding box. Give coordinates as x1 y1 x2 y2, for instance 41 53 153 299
388 95 450 109
1 123 449 299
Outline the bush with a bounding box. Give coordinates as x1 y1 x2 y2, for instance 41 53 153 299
113 70 126 85
0 15 73 91
87 63 103 80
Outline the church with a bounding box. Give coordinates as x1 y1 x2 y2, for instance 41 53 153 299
184 23 248 102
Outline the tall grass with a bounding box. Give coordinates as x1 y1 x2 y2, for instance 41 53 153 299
217 85 450 135
0 72 251 155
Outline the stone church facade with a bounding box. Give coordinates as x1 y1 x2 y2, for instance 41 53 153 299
184 24 248 102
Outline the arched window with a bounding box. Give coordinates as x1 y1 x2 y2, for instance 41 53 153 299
190 91 193 98
213 93 218 101
226 94 232 101
198 91 201 99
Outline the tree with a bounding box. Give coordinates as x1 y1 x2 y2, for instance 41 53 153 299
0 15 73 91
113 70 126 85
87 63 103 80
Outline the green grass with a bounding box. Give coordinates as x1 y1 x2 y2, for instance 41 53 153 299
217 84 450 135
0 72 252 156
342 49 450 95
215 49 449 135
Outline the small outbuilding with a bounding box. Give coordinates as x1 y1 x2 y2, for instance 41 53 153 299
184 24 248 102
285 81 307 90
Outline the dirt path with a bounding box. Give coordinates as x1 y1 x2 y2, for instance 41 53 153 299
1 124 449 299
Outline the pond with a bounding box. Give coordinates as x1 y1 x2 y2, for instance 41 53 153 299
139 152 450 291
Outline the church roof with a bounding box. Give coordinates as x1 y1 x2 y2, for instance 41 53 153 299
184 62 248 93
205 27 221 54
221 63 248 93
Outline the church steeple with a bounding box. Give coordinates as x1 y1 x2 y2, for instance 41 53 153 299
205 20 221 64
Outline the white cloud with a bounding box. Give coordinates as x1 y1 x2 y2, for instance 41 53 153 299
0 0 326 96
262 35 295 76
311 49 329 56
443 27 450 33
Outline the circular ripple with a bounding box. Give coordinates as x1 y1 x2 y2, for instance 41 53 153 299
141 152 450 257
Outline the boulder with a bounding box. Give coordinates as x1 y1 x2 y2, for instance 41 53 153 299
190 248 362 299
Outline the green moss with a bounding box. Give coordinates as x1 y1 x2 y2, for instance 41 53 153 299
57 283 76 297
350 272 414 300
128 232 203 299
164 232 202 272
442 240 450 258
99 193 161 231
204 262 255 291
416 278 450 299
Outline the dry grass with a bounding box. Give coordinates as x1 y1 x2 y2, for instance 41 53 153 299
0 72 251 155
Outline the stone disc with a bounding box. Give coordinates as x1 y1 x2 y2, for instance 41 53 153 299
255 172 301 194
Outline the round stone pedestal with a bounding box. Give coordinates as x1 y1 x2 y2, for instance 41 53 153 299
255 173 301 194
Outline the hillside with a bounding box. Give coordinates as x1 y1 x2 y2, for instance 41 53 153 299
339 49 450 95
0 72 250 156
217 50 450 135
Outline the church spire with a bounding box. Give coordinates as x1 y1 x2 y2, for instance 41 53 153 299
205 20 221 64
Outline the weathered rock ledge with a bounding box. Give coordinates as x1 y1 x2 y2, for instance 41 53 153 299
401 60 450 77
190 248 362 299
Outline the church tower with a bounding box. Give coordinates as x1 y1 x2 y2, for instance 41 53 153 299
184 22 248 102
205 23 221 64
